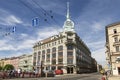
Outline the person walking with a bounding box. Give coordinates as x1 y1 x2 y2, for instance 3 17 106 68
101 73 108 80
17 68 21 77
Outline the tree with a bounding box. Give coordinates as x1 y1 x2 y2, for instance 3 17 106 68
3 64 14 70
0 66 3 71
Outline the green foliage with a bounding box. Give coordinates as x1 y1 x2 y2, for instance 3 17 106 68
3 64 14 70
0 66 3 70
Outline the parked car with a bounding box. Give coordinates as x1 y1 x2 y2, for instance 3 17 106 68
42 70 55 77
55 69 63 75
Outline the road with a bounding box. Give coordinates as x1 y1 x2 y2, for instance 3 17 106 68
41 72 102 80
4 72 102 80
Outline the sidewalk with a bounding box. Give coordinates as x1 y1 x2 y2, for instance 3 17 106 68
108 75 120 80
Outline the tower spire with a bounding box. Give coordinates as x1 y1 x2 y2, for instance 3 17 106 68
66 2 70 19
63 2 75 33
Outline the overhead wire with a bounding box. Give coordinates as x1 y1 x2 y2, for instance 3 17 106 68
31 0 62 33
19 0 51 25
31 0 61 27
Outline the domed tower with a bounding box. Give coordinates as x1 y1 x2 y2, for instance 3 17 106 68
63 2 75 33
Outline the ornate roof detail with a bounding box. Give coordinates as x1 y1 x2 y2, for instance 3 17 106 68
63 2 75 33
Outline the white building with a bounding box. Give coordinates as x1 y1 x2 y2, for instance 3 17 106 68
33 2 96 74
18 54 33 72
105 22 120 75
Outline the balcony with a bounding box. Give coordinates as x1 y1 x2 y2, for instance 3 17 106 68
65 40 76 45
113 41 120 46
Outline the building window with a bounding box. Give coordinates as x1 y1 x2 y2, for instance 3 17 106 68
113 29 117 34
52 59 56 64
38 51 41 55
67 45 73 50
67 58 73 64
116 57 120 62
116 46 119 52
42 55 45 59
52 42 54 46
58 58 63 64
52 53 56 58
42 50 45 54
114 37 118 42
55 42 56 45
49 43 51 46
47 54 50 59
42 50 45 59
47 49 50 53
34 53 37 56
47 44 48 47
58 52 63 57
58 40 60 44
52 66 56 70
38 46 41 49
67 52 73 57
38 56 40 61
46 59 50 63
52 47 56 52
58 46 63 51
61 39 63 43
68 39 73 42
24 60 27 64
58 66 63 69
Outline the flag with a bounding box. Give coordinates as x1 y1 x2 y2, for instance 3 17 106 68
12 26 16 33
32 17 39 27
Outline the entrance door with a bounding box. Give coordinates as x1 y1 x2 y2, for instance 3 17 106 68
67 67 70 73
118 67 120 75
67 67 73 74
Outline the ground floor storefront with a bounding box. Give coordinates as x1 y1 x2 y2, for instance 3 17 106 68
34 64 93 74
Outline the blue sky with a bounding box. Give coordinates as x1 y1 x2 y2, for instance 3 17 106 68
0 0 120 66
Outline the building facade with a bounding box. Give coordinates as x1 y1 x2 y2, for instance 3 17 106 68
0 57 19 70
0 59 5 67
33 3 96 74
18 54 33 72
105 22 120 75
10 57 19 70
4 58 11 66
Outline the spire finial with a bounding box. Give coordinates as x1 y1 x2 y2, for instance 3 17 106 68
66 2 70 19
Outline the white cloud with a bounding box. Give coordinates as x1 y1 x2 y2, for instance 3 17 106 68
0 40 14 51
5 15 22 25
0 8 23 26
92 48 106 66
86 40 106 66
0 26 62 52
37 27 62 39
91 18 111 32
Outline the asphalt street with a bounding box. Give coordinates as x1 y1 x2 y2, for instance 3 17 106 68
3 72 102 80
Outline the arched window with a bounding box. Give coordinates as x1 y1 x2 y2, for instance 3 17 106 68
47 49 50 53
52 47 56 52
58 46 63 51
67 45 73 50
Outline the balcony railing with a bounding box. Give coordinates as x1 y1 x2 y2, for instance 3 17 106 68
65 40 76 45
113 41 120 46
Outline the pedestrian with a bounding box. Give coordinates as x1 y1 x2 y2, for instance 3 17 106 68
101 73 107 80
17 68 21 77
